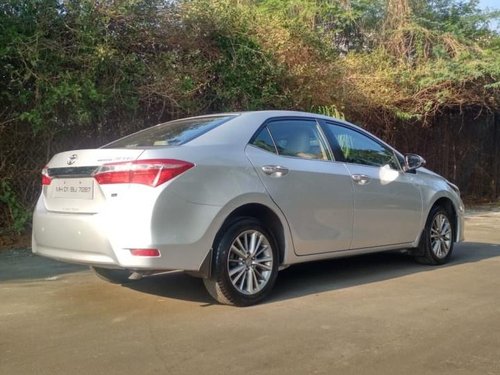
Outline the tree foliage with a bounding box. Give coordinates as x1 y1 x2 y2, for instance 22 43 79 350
1 0 499 133
0 0 500 233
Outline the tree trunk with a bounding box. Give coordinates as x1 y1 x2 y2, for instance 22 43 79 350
493 112 499 199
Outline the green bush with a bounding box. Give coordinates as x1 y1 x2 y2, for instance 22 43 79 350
0 181 31 234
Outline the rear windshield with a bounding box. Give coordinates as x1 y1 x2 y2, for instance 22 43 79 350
103 115 236 148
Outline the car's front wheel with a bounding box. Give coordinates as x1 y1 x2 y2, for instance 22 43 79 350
415 206 454 265
90 266 134 284
203 217 279 306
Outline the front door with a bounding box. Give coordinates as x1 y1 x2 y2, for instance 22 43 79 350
321 122 423 249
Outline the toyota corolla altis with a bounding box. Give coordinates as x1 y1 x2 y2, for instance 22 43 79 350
33 111 464 306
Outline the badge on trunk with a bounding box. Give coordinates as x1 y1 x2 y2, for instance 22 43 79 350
67 154 78 165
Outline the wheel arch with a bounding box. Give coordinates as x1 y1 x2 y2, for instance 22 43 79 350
192 193 294 279
427 195 459 242
214 203 287 265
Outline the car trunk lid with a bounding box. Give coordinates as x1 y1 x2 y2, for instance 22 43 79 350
43 149 145 214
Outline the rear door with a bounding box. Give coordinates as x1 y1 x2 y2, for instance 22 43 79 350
245 118 354 255
321 121 423 249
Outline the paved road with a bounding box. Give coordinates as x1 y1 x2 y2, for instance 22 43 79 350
1 211 500 375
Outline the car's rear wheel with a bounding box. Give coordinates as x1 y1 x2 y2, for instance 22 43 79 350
91 266 134 284
415 206 454 265
203 217 279 306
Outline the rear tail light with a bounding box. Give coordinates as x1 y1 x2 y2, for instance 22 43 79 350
93 159 194 187
41 166 52 185
130 248 160 257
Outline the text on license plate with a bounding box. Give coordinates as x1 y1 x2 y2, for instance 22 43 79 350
52 179 94 200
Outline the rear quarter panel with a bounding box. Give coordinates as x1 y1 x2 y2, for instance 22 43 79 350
139 145 296 267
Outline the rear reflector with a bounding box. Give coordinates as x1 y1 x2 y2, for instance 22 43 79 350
41 166 52 185
130 249 161 257
93 159 194 187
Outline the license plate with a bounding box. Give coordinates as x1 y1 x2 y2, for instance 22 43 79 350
52 179 94 200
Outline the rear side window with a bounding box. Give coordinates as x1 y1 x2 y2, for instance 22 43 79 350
251 127 277 153
103 115 235 148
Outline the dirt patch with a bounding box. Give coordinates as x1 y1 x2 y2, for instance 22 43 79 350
0 232 31 251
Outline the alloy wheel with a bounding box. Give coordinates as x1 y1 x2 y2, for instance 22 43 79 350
430 213 452 259
227 230 274 295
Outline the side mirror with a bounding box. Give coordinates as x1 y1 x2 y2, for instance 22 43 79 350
404 154 426 172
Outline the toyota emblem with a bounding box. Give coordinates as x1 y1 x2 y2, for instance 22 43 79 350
67 154 78 165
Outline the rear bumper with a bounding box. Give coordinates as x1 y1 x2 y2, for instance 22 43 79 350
32 195 219 272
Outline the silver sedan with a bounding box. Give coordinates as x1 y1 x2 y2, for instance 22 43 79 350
32 111 464 306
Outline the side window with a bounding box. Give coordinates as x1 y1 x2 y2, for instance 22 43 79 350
325 123 400 169
266 119 330 161
251 126 277 154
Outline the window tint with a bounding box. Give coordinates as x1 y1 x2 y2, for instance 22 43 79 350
325 123 400 169
266 119 330 160
251 127 277 153
103 115 235 148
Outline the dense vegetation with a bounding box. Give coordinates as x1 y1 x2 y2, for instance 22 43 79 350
1 0 499 234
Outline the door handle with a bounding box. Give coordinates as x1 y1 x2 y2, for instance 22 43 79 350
261 165 289 177
352 174 370 185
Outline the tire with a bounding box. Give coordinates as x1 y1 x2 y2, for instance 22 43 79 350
91 266 133 284
203 217 279 306
414 206 454 265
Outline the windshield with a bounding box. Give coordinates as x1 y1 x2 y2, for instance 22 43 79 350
103 115 236 148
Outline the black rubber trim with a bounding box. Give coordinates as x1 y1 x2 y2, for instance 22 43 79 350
48 166 98 178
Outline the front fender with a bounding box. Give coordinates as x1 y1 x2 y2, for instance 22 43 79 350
416 189 465 246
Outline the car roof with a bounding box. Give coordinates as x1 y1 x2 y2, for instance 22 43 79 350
185 110 348 123
185 110 358 147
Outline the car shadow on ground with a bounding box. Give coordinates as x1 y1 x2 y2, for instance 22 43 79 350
0 249 86 283
125 241 500 305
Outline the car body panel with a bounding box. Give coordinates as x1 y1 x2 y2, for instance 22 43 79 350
344 163 423 249
245 145 354 255
417 168 465 243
